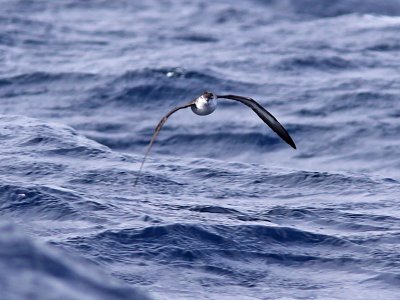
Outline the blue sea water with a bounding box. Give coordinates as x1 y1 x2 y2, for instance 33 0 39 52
1 0 400 299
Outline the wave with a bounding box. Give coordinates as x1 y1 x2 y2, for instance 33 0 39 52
0 72 102 104
267 206 399 233
363 272 400 286
90 223 355 255
0 113 398 297
257 0 400 18
0 115 110 158
276 55 355 71
65 222 361 287
0 223 152 300
0 184 81 220
88 68 256 108
174 33 219 43
0 72 98 86
366 41 400 52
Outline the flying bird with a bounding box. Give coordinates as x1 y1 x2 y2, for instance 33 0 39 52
135 91 296 185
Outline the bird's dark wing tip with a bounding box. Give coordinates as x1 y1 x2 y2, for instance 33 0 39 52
284 134 297 149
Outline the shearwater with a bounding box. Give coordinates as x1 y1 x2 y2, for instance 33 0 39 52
135 91 296 185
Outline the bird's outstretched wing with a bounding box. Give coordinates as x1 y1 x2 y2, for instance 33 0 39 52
217 94 296 149
134 102 194 186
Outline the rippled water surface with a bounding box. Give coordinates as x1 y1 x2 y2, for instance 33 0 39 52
1 1 400 299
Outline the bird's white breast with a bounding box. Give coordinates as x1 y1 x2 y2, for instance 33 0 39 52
191 94 218 116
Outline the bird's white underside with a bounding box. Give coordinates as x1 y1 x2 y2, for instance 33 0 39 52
191 94 218 116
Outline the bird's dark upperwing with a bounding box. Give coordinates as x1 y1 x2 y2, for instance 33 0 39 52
217 94 296 149
134 102 194 185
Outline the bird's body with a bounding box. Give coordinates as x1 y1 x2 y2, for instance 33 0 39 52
191 92 217 115
134 91 296 185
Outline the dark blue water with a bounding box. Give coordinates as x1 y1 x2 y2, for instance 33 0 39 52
1 1 400 299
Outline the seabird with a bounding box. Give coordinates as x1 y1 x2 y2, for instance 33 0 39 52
135 91 296 185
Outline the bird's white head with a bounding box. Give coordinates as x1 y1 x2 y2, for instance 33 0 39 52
191 91 218 116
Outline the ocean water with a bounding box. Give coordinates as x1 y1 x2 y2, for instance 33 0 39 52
1 0 400 299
